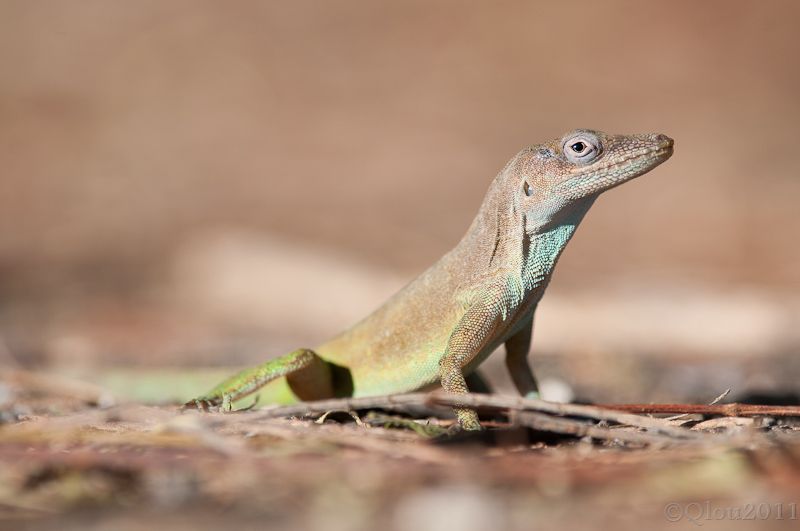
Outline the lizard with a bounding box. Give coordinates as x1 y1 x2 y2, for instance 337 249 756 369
183 129 674 430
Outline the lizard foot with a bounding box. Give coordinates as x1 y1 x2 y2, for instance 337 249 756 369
443 419 484 437
181 393 233 413
459 419 484 431
455 408 484 431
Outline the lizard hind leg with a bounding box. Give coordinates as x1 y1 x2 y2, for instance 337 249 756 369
183 348 347 411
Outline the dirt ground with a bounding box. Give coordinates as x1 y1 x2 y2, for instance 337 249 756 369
1 373 800 531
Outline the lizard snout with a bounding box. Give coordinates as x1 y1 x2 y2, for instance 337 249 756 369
650 133 674 150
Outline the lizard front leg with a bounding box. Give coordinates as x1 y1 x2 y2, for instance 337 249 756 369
504 315 540 398
439 296 503 430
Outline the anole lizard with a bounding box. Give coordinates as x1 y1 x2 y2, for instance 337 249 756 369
184 129 674 430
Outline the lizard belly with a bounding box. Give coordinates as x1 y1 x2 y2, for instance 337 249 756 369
312 255 473 396
316 336 448 397
315 292 464 396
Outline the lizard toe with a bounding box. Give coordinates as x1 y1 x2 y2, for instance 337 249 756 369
182 397 221 412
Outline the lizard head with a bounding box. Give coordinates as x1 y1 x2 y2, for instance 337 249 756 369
510 129 673 231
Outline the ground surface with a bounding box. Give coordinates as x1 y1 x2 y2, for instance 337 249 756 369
1 370 799 531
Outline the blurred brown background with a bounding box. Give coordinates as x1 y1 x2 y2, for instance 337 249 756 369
0 1 798 402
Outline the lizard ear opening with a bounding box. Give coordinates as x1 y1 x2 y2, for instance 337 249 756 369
523 181 534 196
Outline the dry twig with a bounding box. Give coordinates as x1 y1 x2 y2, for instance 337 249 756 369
514 411 681 446
428 393 702 440
234 392 703 441
590 403 800 418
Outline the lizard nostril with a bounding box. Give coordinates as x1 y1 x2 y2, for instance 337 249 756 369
651 133 674 148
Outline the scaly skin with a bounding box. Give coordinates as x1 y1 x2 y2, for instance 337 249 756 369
184 129 674 430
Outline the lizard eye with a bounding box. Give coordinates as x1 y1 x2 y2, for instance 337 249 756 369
523 181 534 196
570 142 587 153
563 132 601 165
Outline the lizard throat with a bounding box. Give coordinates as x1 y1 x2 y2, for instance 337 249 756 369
520 197 596 292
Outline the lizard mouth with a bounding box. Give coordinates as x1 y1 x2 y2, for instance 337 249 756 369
554 138 673 198
595 143 673 174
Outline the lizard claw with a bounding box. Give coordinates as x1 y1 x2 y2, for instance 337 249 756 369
181 397 222 412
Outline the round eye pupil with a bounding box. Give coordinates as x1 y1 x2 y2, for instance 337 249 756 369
562 134 601 164
523 181 533 196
